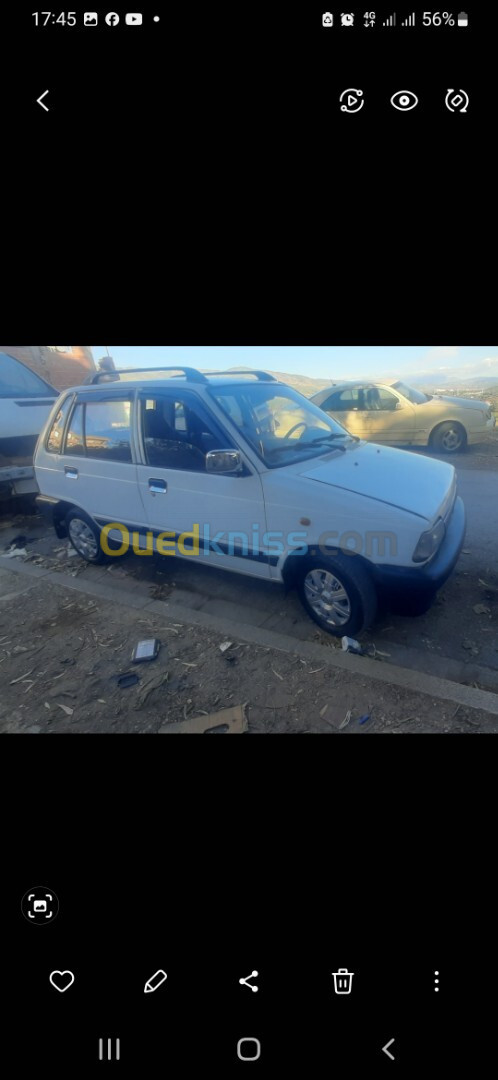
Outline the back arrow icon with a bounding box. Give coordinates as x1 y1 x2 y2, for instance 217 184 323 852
382 1038 395 1060
37 90 50 112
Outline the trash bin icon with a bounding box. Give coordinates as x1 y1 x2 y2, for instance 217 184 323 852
332 968 354 994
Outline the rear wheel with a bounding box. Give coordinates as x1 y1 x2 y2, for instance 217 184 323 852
431 421 467 454
66 509 106 564
296 553 377 637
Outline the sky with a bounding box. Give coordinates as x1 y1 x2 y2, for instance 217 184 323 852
92 346 498 381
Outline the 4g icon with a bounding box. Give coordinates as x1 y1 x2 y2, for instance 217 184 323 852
364 11 376 27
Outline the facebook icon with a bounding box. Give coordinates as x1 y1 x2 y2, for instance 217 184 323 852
105 12 120 25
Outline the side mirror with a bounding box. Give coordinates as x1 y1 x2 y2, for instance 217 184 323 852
395 402 404 410
206 449 243 475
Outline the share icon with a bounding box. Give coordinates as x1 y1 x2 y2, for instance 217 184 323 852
239 971 259 992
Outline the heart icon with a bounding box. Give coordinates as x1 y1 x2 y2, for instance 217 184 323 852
49 970 75 993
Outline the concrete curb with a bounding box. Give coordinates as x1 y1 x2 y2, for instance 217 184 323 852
2 557 498 717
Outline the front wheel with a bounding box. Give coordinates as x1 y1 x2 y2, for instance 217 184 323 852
431 421 467 454
296 554 377 637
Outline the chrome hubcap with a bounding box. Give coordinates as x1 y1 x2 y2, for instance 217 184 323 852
69 519 98 559
304 569 352 626
442 428 461 451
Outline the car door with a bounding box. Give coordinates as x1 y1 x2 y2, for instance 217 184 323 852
361 387 416 445
135 389 271 579
48 390 146 527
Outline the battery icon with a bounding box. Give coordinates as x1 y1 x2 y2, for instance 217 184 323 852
457 11 468 26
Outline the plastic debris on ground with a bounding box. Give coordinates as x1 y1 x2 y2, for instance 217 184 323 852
341 636 363 655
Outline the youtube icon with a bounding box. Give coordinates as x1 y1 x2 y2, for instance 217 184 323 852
125 12 143 25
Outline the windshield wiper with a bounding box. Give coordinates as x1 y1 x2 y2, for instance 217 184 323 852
266 433 353 457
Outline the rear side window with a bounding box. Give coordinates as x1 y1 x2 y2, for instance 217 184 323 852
65 403 85 456
46 397 73 453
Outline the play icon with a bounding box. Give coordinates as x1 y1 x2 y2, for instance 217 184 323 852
125 12 143 24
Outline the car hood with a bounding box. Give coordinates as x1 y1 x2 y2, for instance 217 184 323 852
298 441 455 521
431 394 489 411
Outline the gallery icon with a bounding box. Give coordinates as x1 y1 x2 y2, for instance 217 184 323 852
322 12 333 26
83 12 98 25
125 12 143 24
21 886 59 923
445 88 469 112
341 13 355 26
105 12 120 25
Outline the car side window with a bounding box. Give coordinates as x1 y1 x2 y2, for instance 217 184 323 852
141 396 228 472
83 400 133 463
46 397 73 453
365 388 398 411
65 403 85 456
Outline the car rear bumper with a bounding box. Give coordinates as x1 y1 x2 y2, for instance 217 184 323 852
371 496 466 597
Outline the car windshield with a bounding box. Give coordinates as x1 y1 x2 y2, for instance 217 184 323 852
210 383 355 468
392 381 431 404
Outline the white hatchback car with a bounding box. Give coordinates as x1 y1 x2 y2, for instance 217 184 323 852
34 368 466 637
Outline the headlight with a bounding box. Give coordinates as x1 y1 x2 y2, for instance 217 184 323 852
412 518 445 563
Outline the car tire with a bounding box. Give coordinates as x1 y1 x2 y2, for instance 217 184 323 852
66 508 106 564
430 421 467 454
296 553 378 637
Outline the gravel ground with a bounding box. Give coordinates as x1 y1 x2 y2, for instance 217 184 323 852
1 574 497 734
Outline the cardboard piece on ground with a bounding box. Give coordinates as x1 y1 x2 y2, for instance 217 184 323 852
159 704 247 734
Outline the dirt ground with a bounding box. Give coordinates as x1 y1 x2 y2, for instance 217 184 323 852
1 575 496 734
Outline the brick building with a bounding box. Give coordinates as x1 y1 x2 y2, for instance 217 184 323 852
0 346 95 390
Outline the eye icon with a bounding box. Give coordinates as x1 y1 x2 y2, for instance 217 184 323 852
391 90 418 111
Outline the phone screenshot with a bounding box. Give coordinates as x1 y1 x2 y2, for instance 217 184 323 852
1 4 494 1076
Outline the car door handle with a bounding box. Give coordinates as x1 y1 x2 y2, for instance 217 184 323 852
148 478 167 494
64 467 79 479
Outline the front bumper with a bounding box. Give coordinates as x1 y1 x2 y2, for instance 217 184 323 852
371 495 466 597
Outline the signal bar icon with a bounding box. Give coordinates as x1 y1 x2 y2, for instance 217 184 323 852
402 12 415 26
383 12 396 27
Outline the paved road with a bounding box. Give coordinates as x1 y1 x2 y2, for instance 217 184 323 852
455 469 498 569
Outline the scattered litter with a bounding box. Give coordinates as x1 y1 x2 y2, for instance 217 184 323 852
225 654 237 665
358 714 371 725
174 660 197 667
473 604 491 615
159 704 248 735
117 672 140 689
136 671 170 707
393 716 415 726
132 639 161 664
219 641 233 653
339 709 352 730
320 704 329 717
98 699 107 704
462 549 471 554
371 646 391 659
67 546 79 558
341 636 363 655
12 645 29 654
57 703 74 716
272 668 284 680
10 669 34 685
2 548 28 559
308 667 325 674
44 702 50 710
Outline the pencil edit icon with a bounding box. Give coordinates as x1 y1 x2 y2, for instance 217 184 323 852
144 969 168 994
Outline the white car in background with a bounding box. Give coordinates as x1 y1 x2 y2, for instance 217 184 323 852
0 352 57 497
312 380 496 453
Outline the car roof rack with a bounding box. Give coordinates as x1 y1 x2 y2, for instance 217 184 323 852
90 366 208 385
205 370 277 382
